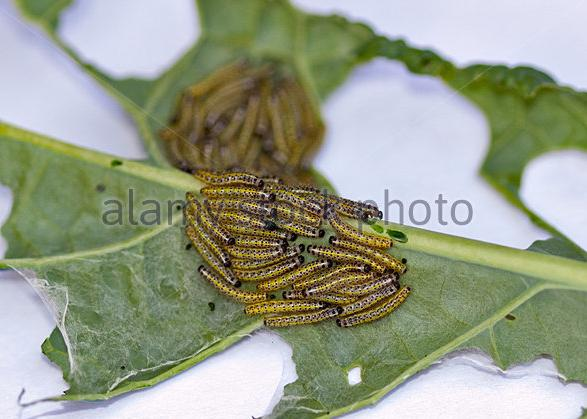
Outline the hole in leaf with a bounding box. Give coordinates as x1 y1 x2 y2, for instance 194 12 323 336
505 314 516 321
347 366 362 386
185 243 192 250
59 0 199 78
520 150 587 249
208 302 215 311
110 159 123 167
95 183 106 192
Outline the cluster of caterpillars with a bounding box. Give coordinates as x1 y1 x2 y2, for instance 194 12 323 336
161 60 324 183
184 169 411 328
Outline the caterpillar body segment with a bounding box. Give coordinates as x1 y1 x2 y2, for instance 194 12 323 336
244 300 326 316
264 307 342 328
256 259 333 292
306 245 385 273
233 255 305 282
327 210 392 249
233 235 287 249
198 266 267 303
292 264 370 291
184 169 410 328
193 169 264 188
185 226 238 286
339 286 400 316
224 223 296 241
337 286 411 327
201 186 275 202
226 245 284 260
329 236 406 274
304 271 375 296
186 192 235 245
338 272 400 297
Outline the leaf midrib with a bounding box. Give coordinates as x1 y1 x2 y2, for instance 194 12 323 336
1 125 586 292
0 123 197 191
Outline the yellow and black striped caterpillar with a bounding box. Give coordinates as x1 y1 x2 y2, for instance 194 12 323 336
193 169 264 188
337 286 411 327
201 186 275 203
257 259 333 292
329 236 406 274
198 265 268 303
230 245 304 271
233 255 305 282
264 307 342 328
306 245 385 274
184 169 411 328
244 300 327 316
327 210 392 249
186 192 235 246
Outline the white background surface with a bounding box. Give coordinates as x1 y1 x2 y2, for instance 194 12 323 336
0 0 586 418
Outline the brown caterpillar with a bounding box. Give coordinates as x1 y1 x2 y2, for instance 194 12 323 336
161 61 324 183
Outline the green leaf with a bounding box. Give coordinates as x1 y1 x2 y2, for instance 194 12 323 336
13 221 260 397
15 0 378 170
17 0 587 249
0 123 260 399
8 0 587 415
448 65 587 246
369 37 587 248
2 126 586 414
270 234 587 418
16 0 73 30
0 124 190 258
